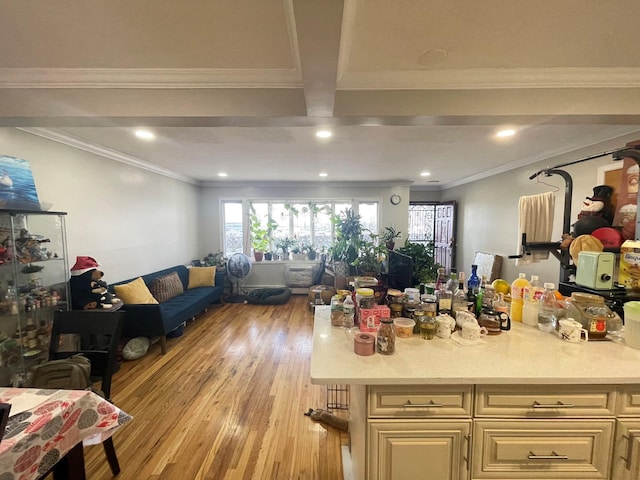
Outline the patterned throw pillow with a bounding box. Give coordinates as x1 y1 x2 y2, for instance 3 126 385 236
150 272 184 303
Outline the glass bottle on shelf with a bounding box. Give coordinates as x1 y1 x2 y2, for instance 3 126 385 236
452 280 468 319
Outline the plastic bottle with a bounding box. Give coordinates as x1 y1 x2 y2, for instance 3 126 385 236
538 282 558 333
509 273 529 322
342 294 355 330
445 269 458 294
6 281 17 315
521 275 543 327
452 280 468 319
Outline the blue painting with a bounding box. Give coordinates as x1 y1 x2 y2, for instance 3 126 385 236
0 155 41 210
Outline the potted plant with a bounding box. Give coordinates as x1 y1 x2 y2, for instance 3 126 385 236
381 226 402 250
290 240 306 260
249 207 277 261
396 240 441 286
304 243 318 261
328 208 364 276
276 237 296 260
352 233 386 275
203 251 226 272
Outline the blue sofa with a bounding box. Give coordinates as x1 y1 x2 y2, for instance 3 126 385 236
110 265 225 354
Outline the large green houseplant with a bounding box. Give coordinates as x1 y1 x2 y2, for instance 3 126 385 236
328 208 364 275
395 240 440 286
249 205 277 261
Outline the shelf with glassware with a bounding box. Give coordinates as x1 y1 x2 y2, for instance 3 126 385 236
0 210 69 386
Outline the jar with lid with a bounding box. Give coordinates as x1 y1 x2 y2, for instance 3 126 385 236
356 288 375 309
330 293 345 326
376 318 395 355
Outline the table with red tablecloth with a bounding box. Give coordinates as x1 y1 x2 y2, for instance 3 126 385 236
0 388 132 479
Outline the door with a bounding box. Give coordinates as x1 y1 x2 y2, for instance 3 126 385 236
368 419 471 480
435 202 456 273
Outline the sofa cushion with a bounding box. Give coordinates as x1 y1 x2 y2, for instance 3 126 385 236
114 277 158 304
188 266 216 289
150 271 184 303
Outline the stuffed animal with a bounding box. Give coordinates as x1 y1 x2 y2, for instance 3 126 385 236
69 256 120 310
561 185 615 249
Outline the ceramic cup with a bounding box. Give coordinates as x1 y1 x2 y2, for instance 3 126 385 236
461 322 488 342
558 318 588 343
435 314 456 338
455 310 478 329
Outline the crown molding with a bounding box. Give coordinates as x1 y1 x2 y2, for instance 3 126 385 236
200 180 414 188
0 68 302 89
17 127 197 185
339 67 640 90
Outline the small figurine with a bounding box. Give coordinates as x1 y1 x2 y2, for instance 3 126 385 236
69 256 121 310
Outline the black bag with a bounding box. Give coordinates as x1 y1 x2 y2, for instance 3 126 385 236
28 354 91 390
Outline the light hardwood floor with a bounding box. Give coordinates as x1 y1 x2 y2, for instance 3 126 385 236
82 295 348 480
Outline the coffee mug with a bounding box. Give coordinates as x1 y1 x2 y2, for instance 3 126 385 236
461 322 488 341
435 314 456 338
558 318 588 343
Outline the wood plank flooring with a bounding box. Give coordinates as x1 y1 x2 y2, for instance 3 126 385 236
82 295 348 480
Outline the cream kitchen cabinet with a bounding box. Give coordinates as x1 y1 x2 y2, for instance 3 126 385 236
612 386 640 480
366 385 473 480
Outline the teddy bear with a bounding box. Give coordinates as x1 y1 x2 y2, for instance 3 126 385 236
69 256 120 310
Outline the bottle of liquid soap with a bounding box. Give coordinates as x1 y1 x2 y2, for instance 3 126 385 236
509 273 529 322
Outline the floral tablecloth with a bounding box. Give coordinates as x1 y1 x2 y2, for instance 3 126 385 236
0 388 132 480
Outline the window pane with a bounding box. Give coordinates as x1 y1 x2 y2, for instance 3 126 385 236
408 204 436 243
292 202 311 246
223 201 243 256
313 203 332 252
359 202 378 240
272 203 288 240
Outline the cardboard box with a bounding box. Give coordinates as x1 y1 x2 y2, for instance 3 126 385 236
619 240 640 289
357 305 392 332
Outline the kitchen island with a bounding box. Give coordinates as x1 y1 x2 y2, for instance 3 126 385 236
310 306 640 480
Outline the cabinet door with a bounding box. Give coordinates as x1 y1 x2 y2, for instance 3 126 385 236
473 419 614 479
368 419 471 480
612 420 640 480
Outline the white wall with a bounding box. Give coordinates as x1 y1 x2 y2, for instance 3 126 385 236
0 128 200 282
442 131 640 285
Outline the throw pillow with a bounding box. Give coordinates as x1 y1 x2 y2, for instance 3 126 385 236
113 277 158 304
150 271 184 303
188 266 216 289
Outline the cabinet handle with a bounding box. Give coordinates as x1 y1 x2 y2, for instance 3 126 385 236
528 451 569 460
402 399 443 408
532 400 574 409
620 434 635 470
463 434 471 470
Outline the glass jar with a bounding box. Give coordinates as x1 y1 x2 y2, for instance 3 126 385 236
376 318 395 355
356 288 375 309
330 293 345 327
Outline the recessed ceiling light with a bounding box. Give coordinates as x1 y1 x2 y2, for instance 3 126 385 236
420 171 431 177
496 129 516 138
316 130 332 139
134 129 155 140
319 172 328 177
218 172 228 177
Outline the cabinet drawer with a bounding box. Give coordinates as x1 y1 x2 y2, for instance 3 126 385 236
475 385 616 418
368 385 472 418
617 386 640 416
472 419 615 479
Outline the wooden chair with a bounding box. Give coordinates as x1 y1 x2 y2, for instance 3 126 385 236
49 309 126 476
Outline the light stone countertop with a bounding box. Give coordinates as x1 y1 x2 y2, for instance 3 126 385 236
310 306 640 385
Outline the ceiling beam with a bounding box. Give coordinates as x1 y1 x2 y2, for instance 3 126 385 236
292 0 344 117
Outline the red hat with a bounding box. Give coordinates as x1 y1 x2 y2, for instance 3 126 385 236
70 256 101 276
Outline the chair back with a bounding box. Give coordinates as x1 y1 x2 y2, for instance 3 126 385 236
49 310 125 400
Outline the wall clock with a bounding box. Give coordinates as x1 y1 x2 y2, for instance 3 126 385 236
390 194 401 205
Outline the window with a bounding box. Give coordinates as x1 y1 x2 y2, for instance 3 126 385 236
222 200 378 258
408 203 436 244
223 201 244 255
